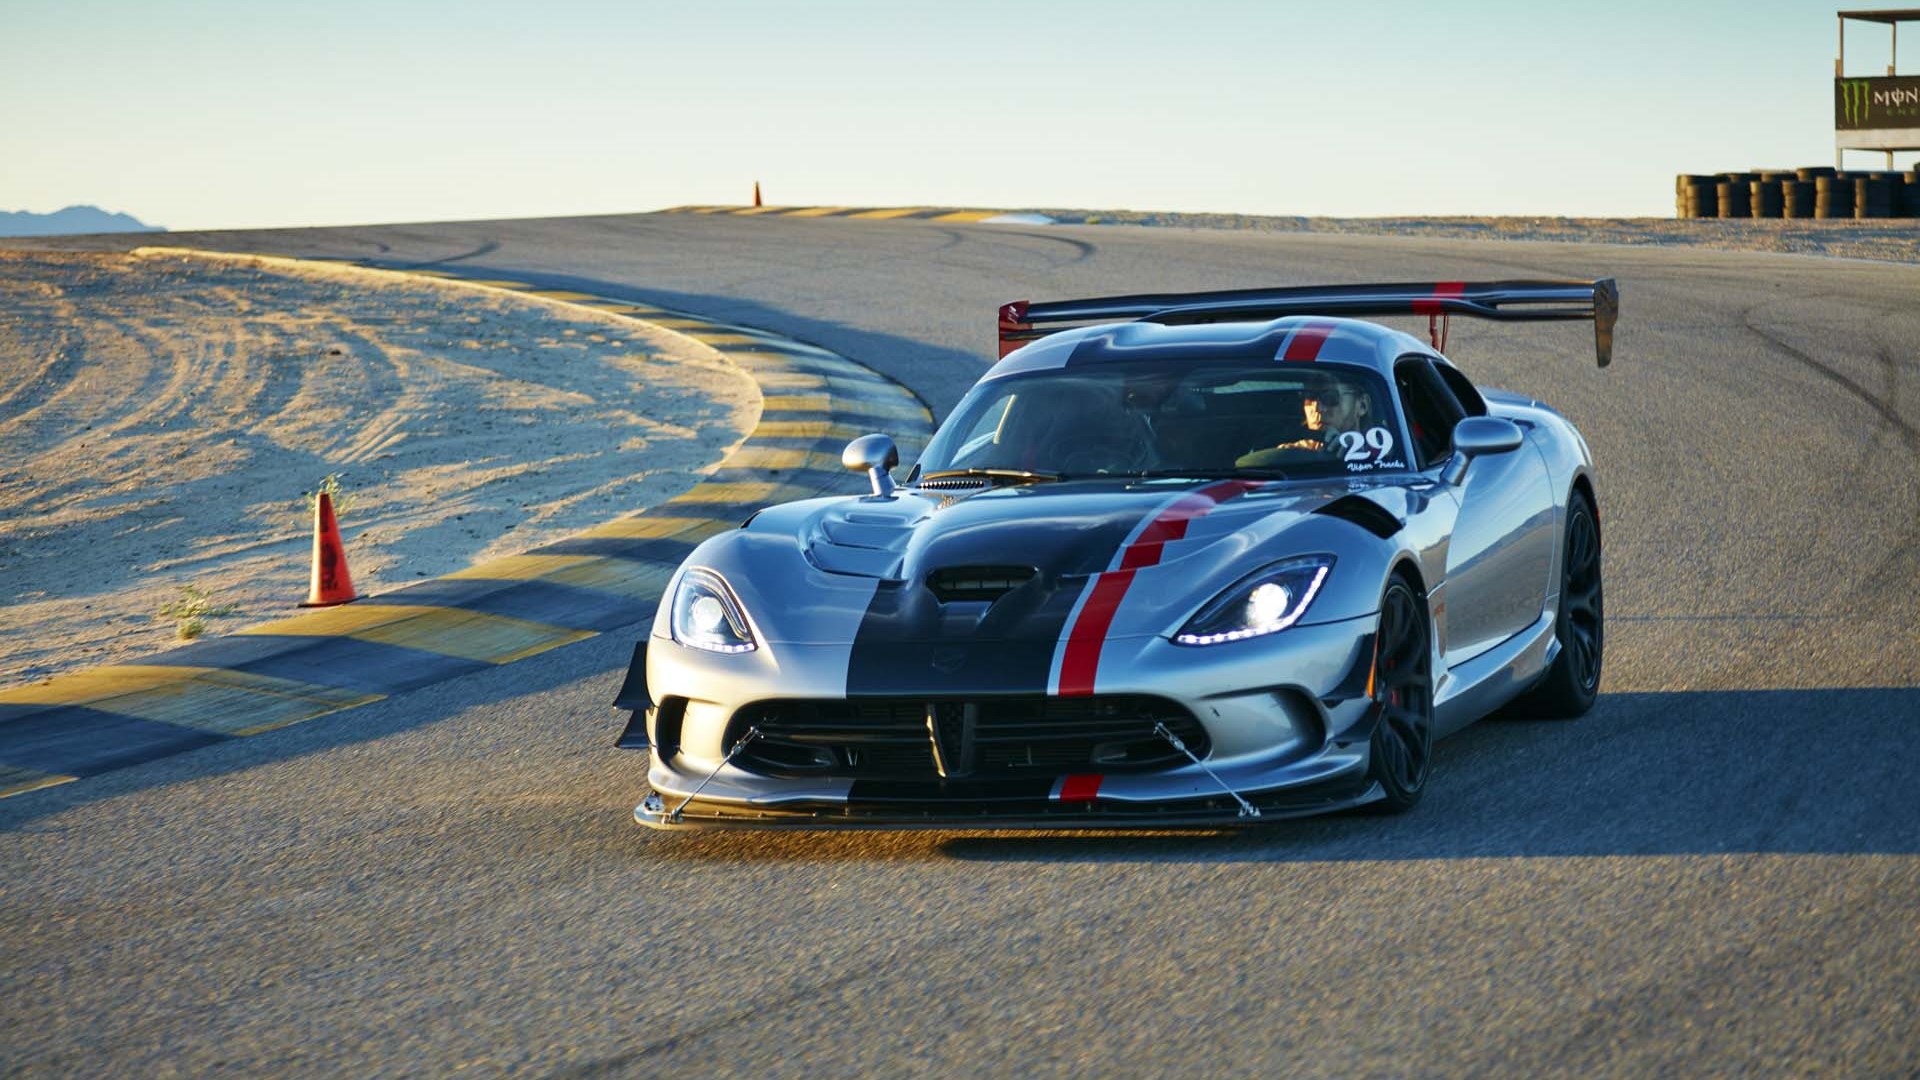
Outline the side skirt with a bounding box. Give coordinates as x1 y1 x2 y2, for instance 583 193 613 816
1432 610 1557 736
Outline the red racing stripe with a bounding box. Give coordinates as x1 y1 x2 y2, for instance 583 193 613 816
1282 319 1337 362
1057 479 1263 695
1412 281 1466 315
1058 774 1103 802
1058 570 1136 696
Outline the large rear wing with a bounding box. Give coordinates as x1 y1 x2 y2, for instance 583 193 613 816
997 279 1619 367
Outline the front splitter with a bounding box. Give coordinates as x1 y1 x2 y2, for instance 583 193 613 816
633 775 1379 831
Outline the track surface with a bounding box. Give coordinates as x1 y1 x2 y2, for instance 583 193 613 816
5 216 1919 1076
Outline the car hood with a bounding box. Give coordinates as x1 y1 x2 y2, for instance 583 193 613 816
798 478 1345 583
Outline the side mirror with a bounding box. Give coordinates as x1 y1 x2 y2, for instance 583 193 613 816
842 433 900 498
1440 417 1523 485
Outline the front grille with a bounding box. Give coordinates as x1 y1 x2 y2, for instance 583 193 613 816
729 696 1208 780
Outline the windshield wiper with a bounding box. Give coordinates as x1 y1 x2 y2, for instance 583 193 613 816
918 468 1064 486
1115 468 1292 481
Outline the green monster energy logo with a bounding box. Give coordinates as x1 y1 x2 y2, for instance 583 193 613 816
1841 79 1871 125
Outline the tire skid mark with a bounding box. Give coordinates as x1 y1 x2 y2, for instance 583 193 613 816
0 253 934 799
1737 306 1920 614
402 240 501 269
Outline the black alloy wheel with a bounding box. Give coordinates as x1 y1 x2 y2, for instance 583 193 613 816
1514 491 1604 718
1364 577 1434 813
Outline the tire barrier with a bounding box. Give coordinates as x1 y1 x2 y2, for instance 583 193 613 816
1815 174 1856 218
1677 174 1719 218
1783 180 1815 218
1678 165 1920 219
1717 180 1752 218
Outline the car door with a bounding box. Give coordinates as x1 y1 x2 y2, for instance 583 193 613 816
1394 357 1556 667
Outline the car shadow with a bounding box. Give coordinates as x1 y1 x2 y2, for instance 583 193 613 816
926 686 1920 863
636 686 1920 864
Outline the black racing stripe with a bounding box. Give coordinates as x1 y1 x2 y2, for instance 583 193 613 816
0 706 227 777
843 493 1162 696
844 578 1089 695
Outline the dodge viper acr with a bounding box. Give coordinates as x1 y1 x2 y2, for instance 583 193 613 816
615 280 1616 829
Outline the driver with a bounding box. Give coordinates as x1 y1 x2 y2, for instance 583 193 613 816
1236 374 1373 466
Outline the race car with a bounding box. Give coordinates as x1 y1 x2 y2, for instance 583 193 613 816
614 279 1616 829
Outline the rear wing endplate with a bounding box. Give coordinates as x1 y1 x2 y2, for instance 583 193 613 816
997 279 1619 367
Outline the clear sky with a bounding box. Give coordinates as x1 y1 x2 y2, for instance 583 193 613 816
3 0 1913 229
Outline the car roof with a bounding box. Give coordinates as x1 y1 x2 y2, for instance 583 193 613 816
983 315 1440 383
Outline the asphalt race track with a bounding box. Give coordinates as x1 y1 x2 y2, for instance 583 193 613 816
5 215 1918 1076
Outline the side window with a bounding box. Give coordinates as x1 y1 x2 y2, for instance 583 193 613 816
1432 361 1488 417
1393 358 1467 470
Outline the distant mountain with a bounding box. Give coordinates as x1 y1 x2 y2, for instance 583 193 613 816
0 205 163 237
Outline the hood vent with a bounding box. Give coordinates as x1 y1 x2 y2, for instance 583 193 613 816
926 565 1037 604
916 477 991 491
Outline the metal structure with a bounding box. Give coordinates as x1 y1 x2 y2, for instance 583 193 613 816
1837 9 1920 167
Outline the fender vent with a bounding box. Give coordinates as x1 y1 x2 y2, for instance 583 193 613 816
1314 495 1402 539
927 565 1037 603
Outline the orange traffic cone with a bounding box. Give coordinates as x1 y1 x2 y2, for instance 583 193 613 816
300 491 358 606
753 181 762 207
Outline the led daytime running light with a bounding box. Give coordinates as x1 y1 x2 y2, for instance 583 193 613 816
672 569 757 654
1174 562 1330 646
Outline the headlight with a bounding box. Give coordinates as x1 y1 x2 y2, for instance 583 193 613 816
1174 556 1333 646
670 568 757 653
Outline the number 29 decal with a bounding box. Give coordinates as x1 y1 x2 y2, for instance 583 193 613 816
1338 426 1395 463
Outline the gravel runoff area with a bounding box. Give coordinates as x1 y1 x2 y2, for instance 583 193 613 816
0 248 759 689
1032 210 1920 265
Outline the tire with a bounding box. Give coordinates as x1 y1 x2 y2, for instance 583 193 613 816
1513 491 1604 718
1362 577 1435 814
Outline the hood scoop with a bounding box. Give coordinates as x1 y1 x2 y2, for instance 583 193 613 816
926 565 1037 604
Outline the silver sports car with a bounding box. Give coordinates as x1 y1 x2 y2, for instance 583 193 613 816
616 280 1616 829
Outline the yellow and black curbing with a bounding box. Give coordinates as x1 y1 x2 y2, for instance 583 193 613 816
0 261 933 799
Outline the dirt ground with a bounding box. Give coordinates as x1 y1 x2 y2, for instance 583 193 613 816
0 249 759 688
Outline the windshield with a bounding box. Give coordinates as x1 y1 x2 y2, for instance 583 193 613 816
917 359 1408 480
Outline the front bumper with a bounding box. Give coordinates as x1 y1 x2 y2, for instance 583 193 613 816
634 613 1383 831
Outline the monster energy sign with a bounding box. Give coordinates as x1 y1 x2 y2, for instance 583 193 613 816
1835 76 1920 148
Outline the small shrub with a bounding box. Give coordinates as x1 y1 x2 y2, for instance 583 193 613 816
158 583 237 640
302 472 358 517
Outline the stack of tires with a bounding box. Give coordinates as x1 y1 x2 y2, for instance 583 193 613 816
1749 171 1792 218
1815 173 1856 218
1855 172 1905 218
1675 165 1920 218
1676 174 1719 218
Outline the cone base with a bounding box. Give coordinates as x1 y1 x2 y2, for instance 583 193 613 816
298 595 359 608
